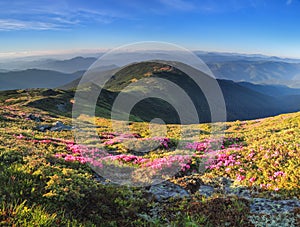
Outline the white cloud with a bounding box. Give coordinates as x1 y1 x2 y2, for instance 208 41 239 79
158 0 267 13
0 48 109 59
0 19 62 31
286 0 293 5
0 2 126 31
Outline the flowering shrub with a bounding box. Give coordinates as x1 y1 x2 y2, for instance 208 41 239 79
186 137 244 152
2 97 300 226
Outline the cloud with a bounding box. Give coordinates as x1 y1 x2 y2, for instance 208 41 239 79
0 48 109 59
72 8 121 24
286 0 293 5
0 1 126 31
0 19 63 31
157 0 266 13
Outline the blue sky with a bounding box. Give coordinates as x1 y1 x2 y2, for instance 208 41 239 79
0 0 300 58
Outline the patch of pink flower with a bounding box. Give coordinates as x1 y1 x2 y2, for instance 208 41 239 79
236 174 246 182
274 171 285 177
206 148 242 170
249 177 256 183
142 155 191 171
17 133 248 176
16 134 25 139
186 137 243 153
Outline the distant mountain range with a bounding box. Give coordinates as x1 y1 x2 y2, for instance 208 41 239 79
0 69 83 90
208 61 300 88
195 51 300 63
60 62 300 123
1 52 299 88
0 56 97 74
237 81 300 97
0 54 299 123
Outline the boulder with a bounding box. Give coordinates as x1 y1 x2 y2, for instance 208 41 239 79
27 114 43 122
36 121 73 132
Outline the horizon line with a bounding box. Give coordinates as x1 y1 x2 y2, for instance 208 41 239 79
0 48 299 61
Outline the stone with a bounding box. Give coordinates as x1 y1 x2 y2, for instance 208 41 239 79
36 125 51 132
27 114 43 122
149 181 190 202
250 198 300 214
199 185 215 197
36 121 73 132
49 121 73 131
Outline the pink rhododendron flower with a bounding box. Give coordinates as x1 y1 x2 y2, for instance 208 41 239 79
64 155 76 162
54 153 64 158
16 134 25 139
249 177 256 183
236 174 245 181
274 171 285 177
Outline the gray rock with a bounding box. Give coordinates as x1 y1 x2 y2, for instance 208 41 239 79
196 176 300 215
27 114 43 122
250 198 300 214
36 125 51 132
37 121 73 132
199 185 215 197
149 181 189 202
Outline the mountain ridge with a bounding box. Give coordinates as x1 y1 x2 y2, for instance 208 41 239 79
0 69 84 91
1 53 300 88
65 61 300 123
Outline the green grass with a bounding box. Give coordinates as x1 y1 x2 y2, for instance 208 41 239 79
0 89 299 226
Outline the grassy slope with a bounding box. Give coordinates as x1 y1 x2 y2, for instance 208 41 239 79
67 61 300 123
0 89 299 226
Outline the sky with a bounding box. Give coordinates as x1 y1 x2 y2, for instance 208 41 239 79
0 0 300 58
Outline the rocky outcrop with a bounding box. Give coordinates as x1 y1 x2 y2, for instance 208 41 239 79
36 121 73 132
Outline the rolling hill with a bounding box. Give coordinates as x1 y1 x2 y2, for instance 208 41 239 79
0 86 300 226
0 69 84 90
237 81 300 97
31 56 97 73
0 61 299 123
0 56 97 73
1 53 300 88
60 61 300 123
207 60 300 88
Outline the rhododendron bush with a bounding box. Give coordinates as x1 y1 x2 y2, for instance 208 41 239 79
2 86 300 226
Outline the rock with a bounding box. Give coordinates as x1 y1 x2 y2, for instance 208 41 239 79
36 125 52 132
171 174 203 194
36 121 73 132
217 177 233 187
149 181 190 202
50 121 73 131
27 114 43 122
225 186 252 199
92 172 300 216
199 185 215 197
250 198 300 214
53 121 64 127
94 175 112 185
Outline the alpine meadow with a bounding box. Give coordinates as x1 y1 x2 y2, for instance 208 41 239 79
1 0 300 226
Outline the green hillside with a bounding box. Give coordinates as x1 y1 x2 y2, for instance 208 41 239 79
68 61 300 123
0 88 300 226
0 69 84 91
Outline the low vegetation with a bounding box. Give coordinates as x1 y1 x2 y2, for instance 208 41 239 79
0 89 299 226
